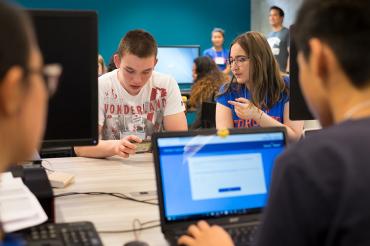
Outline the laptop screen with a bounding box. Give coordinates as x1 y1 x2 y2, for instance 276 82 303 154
155 130 285 222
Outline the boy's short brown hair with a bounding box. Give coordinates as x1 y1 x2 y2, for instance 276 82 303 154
294 0 370 88
118 29 157 58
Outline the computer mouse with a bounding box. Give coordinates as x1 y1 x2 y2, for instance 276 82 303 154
123 240 149 246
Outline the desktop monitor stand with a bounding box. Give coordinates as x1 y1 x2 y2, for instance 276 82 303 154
40 147 74 158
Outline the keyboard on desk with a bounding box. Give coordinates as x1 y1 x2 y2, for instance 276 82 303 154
172 223 259 246
225 224 259 246
20 221 103 246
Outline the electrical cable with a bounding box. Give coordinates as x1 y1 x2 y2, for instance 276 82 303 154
98 219 160 234
54 191 158 205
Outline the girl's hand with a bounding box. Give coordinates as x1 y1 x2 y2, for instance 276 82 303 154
228 98 262 120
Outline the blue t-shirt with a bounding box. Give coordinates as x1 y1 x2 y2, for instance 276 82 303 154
1 234 25 246
216 77 289 128
203 48 229 71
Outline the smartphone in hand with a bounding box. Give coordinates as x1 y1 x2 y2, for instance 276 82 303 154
135 139 152 153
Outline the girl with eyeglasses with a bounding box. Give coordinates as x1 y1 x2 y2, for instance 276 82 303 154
216 31 303 141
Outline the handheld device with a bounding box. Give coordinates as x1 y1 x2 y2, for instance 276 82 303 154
135 140 152 153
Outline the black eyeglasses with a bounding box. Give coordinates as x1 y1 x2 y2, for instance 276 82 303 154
27 64 63 97
228 56 250 66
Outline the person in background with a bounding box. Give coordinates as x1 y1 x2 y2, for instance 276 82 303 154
178 0 370 245
203 28 231 77
98 54 107 76
107 51 118 72
74 30 188 159
0 1 60 244
267 6 290 73
189 56 225 129
216 31 303 142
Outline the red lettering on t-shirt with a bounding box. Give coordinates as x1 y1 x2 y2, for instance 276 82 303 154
160 88 167 97
150 102 155 112
104 104 109 113
110 104 115 114
150 88 157 100
234 119 244 128
117 105 122 114
251 119 258 127
137 105 142 114
111 89 117 99
147 112 153 121
124 105 129 114
234 119 261 128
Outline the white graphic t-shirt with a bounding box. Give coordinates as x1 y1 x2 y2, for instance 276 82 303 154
99 69 185 140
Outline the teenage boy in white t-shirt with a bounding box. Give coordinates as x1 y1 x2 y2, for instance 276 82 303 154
75 30 187 158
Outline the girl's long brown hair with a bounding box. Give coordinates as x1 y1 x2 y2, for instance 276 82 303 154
189 56 225 107
218 31 288 110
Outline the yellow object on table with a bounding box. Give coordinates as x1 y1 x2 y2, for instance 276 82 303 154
217 128 230 138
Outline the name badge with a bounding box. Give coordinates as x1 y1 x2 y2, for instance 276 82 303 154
215 56 226 65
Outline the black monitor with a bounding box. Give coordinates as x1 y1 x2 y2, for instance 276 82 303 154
28 10 99 148
155 45 200 90
289 25 315 120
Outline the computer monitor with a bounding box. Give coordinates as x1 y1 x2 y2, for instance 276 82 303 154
155 46 200 90
289 25 315 120
29 10 99 148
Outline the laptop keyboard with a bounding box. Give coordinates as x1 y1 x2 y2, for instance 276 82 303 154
173 223 259 246
225 224 259 246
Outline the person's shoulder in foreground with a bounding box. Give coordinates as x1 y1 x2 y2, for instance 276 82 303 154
256 117 370 246
278 117 370 180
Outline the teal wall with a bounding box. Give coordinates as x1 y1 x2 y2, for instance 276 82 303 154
13 0 251 62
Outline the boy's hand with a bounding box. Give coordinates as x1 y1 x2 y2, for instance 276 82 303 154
178 221 234 246
114 135 142 158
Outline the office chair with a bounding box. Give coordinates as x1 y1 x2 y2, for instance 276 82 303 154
200 101 216 128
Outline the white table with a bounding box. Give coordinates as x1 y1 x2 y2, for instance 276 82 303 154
46 154 168 246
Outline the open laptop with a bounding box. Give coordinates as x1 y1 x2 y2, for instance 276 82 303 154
152 127 287 246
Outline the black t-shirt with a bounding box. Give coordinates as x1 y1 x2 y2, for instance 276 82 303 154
256 118 370 246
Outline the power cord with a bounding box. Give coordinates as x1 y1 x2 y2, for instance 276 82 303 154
98 219 160 235
40 161 160 238
56 193 160 237
54 191 158 205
